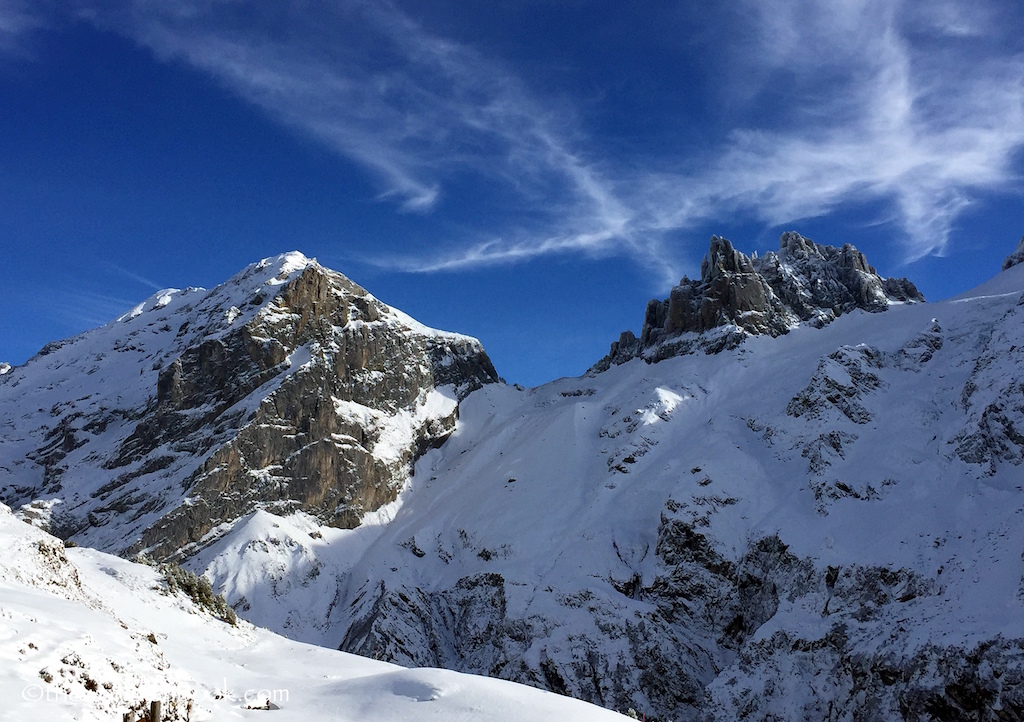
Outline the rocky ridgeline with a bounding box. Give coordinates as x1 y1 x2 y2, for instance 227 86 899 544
0 253 497 558
1005 235 1024 271
595 232 923 370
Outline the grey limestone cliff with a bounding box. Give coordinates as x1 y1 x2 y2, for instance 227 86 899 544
0 253 498 559
595 232 923 370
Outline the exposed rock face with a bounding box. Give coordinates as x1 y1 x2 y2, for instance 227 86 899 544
953 297 1024 473
650 236 792 341
594 232 923 370
339 508 952 722
0 253 497 558
702 628 1024 721
1004 235 1024 270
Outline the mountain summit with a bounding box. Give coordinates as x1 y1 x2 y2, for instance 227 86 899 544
596 232 923 369
0 253 497 558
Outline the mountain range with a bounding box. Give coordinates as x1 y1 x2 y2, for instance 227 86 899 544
3 232 1024 721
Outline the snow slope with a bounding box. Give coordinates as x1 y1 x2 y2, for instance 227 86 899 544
0 502 629 721
194 261 1024 719
5 245 1024 719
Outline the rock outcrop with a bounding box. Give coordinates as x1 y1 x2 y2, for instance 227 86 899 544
0 253 497 558
1004 235 1024 271
594 232 923 370
338 504 955 722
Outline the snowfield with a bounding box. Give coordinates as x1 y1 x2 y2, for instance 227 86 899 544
4 247 1024 719
0 503 629 721
194 261 1024 719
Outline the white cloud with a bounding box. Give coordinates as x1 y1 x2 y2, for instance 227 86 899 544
105 263 163 291
550 0 1024 267
37 0 1024 280
48 289 141 329
64 0 647 271
688 0 1024 261
0 0 47 54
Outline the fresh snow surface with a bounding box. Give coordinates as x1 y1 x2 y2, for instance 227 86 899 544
5 252 1024 717
0 503 628 722
193 263 1024 698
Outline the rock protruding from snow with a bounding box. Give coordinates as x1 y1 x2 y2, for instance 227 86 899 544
1003 235 1024 271
0 252 498 559
594 232 924 370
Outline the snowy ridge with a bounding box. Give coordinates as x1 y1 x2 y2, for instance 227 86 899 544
0 251 496 557
194 260 1024 720
0 503 628 721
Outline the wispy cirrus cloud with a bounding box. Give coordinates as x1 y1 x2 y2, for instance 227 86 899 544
13 0 1024 281
48 289 140 329
73 0 660 273
104 263 163 292
679 0 1024 262
0 0 47 55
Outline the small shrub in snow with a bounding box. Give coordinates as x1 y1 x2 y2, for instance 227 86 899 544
159 563 237 625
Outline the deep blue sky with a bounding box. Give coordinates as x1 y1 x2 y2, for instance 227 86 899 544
1 1 1023 386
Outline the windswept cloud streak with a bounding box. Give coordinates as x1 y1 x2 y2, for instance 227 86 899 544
0 0 47 55
46 289 141 330
683 0 1024 261
17 0 1024 280
69 0 642 271
104 263 163 292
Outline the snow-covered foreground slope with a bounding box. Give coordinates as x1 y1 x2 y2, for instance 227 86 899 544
0 503 628 721
196 261 1024 720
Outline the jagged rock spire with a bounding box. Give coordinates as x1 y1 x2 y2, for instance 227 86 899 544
595 232 924 370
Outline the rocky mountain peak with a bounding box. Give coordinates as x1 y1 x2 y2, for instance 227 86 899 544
1003 235 1024 271
595 232 924 370
700 235 757 279
0 253 498 559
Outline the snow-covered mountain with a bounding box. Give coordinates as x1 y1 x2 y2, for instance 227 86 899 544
307 238 1024 721
4 236 1024 720
0 252 496 558
0 502 628 721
